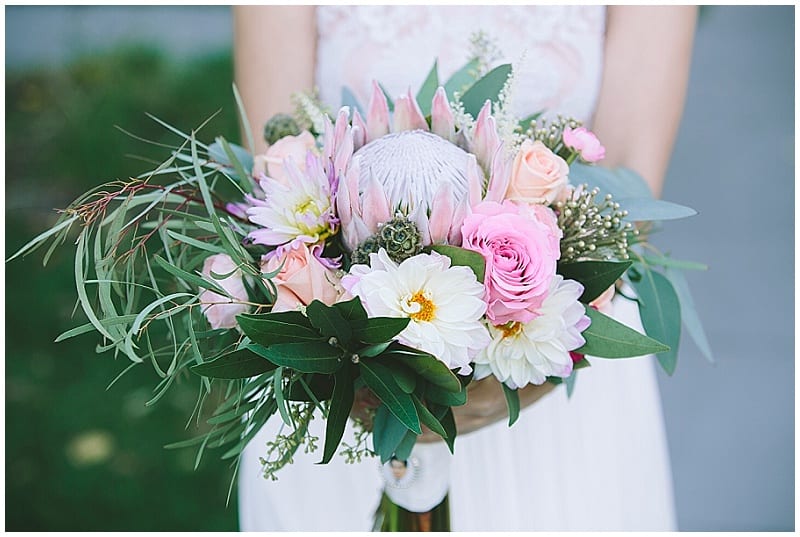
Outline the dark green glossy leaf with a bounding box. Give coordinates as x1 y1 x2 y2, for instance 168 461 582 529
286 373 335 402
321 368 355 464
630 268 681 375
359 341 392 358
558 260 632 303
249 341 343 374
306 299 351 344
440 408 457 453
576 306 670 358
372 404 409 464
332 296 368 321
426 244 486 283
501 384 520 426
459 63 512 118
352 316 410 344
236 311 321 347
384 343 461 393
411 394 447 439
394 430 418 461
443 58 479 98
360 360 421 434
190 348 276 379
415 60 439 116
424 383 467 407
389 364 417 394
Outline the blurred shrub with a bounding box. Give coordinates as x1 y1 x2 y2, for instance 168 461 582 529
6 46 242 531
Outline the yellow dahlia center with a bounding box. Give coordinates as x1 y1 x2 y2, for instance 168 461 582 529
499 322 523 339
403 290 436 322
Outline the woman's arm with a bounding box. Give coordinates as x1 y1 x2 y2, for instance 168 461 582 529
233 6 317 155
592 6 698 198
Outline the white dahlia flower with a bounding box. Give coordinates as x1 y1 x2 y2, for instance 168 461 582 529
474 275 591 388
346 249 490 374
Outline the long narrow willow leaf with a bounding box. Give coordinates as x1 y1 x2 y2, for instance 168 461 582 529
131 292 195 337
153 255 229 297
146 113 211 151
166 230 228 254
233 82 255 154
7 215 78 262
74 232 116 341
55 314 139 342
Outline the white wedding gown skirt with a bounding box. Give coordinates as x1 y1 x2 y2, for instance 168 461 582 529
239 5 677 531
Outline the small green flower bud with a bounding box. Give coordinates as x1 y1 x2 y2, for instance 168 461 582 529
263 113 301 146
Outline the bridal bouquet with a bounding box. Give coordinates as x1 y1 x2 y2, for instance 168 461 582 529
12 56 709 505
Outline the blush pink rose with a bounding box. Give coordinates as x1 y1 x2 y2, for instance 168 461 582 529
461 200 562 325
261 244 343 312
252 130 317 185
506 140 570 205
562 126 606 163
199 254 250 329
589 284 615 315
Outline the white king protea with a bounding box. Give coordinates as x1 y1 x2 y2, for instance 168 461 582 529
324 82 513 251
346 249 490 373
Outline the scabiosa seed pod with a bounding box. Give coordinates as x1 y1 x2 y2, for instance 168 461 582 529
377 216 423 263
263 113 301 146
350 235 381 266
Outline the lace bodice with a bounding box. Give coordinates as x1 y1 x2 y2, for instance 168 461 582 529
315 5 606 123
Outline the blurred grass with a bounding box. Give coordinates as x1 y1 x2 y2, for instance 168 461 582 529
5 46 243 531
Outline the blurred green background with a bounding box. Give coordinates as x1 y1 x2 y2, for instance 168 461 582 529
6 47 242 530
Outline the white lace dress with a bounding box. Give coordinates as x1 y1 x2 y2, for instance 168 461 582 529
238 5 677 531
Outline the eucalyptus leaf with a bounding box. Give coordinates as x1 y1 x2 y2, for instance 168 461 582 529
341 86 364 117
360 360 421 434
443 58 480 98
617 197 697 222
415 60 439 116
665 267 714 364
569 163 653 200
321 368 355 464
630 267 682 375
577 306 670 358
557 260 632 303
191 348 276 379
459 64 512 118
501 384 520 426
426 244 486 283
249 341 343 374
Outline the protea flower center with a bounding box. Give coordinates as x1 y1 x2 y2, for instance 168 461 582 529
355 129 473 214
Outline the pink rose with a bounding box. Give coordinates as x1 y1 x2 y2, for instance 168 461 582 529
461 200 562 325
562 126 605 163
199 254 250 329
506 140 570 205
252 130 317 185
261 244 343 312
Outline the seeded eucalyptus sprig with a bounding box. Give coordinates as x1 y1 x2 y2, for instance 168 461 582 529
555 185 638 263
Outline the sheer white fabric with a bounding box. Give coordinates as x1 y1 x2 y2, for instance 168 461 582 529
238 5 677 531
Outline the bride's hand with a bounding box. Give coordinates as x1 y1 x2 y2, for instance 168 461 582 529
417 376 556 443
350 377 557 442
